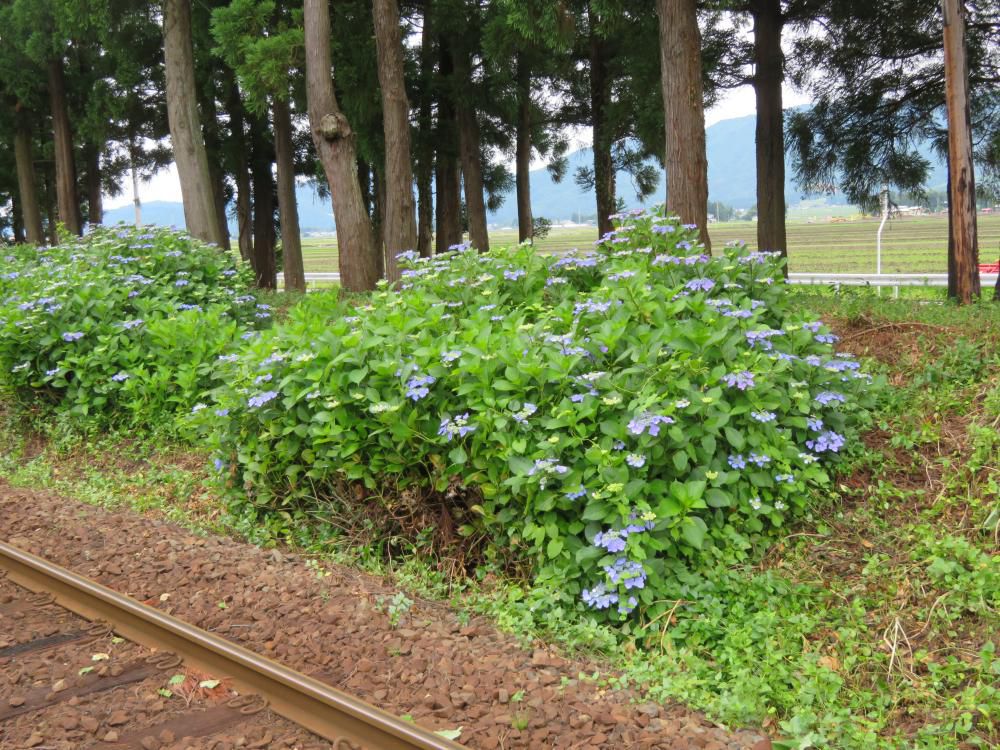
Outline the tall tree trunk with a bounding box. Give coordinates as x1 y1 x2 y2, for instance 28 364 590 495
12 194 24 244
43 166 58 245
163 0 226 246
751 0 786 269
658 0 711 251
199 88 232 250
589 5 615 239
515 55 533 243
373 0 417 281
455 53 489 253
47 57 82 236
223 75 253 261
250 114 277 289
85 143 103 226
129 138 143 226
435 37 462 252
303 0 379 291
273 96 306 292
373 168 387 279
415 1 435 258
13 113 45 245
942 0 980 303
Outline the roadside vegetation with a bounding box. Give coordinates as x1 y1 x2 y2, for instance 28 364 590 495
0 225 997 748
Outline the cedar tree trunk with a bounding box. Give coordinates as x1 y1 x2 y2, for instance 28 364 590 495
658 0 711 251
415 1 435 257
589 5 615 238
515 55 533 243
273 96 306 292
250 114 277 289
373 0 417 281
223 75 254 261
163 0 226 246
13 114 45 245
85 143 103 225
435 36 462 252
942 0 980 303
47 58 82 236
455 51 489 253
303 0 379 291
751 0 786 267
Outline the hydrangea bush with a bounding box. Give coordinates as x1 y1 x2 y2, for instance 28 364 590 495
200 211 881 622
0 226 262 424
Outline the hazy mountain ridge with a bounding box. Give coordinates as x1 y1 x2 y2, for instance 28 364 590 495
104 113 949 231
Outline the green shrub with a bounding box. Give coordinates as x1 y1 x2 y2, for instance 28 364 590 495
0 225 261 425
200 211 882 622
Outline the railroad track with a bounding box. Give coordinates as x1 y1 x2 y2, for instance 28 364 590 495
0 540 463 750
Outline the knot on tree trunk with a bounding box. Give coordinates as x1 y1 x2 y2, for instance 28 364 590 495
319 112 351 142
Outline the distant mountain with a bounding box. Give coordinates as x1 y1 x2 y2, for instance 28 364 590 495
104 112 950 231
104 183 338 233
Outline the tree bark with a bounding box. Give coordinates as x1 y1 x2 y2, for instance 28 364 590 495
12 194 24 244
373 168 387 278
250 114 277 289
163 0 226 247
85 143 103 226
942 0 980 303
455 53 489 253
303 0 379 291
415 1 435 258
751 0 786 268
589 4 615 239
223 75 253 261
47 57 82 236
199 89 232 251
273 96 306 293
515 55 533 243
658 0 711 251
373 0 417 281
13 113 45 245
435 37 462 253
43 165 58 245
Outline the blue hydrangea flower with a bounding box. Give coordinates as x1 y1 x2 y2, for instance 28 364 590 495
627 412 675 436
593 530 627 553
248 391 279 409
722 371 755 390
625 453 646 468
685 278 715 292
565 485 587 500
438 413 476 441
111 371 130 382
775 473 795 483
815 391 846 406
512 403 538 424
405 374 436 401
728 454 746 470
751 410 777 423
581 583 619 610
441 350 462 364
62 331 84 342
748 452 771 467
807 417 824 431
806 430 845 453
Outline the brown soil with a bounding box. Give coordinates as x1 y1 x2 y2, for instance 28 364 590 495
0 481 768 749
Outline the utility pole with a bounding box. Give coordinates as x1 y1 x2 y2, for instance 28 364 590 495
942 0 980 303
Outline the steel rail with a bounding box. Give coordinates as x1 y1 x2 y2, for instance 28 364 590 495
0 541 464 750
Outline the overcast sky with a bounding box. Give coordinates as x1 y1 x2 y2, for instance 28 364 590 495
104 82 811 210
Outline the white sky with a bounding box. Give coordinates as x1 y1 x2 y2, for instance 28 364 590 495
104 83 811 210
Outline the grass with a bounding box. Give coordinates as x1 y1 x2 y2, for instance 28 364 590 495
0 289 997 749
300 213 1000 276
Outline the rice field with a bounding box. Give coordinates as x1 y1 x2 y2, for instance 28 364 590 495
301 213 1000 275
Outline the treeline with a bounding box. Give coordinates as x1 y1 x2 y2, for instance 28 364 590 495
0 0 997 296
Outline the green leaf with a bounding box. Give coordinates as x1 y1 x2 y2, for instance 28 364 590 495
680 517 708 549
436 728 462 740
168 674 186 686
449 446 467 465
546 538 564 558
724 427 744 450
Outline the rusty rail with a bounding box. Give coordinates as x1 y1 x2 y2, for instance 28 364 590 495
0 540 464 750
